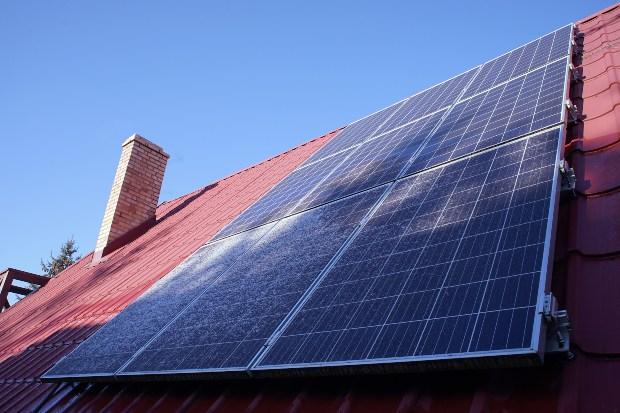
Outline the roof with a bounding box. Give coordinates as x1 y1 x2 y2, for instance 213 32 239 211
1 4 620 411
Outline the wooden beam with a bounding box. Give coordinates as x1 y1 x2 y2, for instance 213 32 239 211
6 268 49 286
9 285 34 296
0 268 48 312
0 270 13 313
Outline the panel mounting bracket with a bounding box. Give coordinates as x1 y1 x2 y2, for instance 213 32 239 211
559 160 576 198
571 37 584 58
568 63 583 82
543 292 571 355
565 99 581 124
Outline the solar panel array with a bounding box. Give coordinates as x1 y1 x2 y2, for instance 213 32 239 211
256 129 560 369
43 23 572 382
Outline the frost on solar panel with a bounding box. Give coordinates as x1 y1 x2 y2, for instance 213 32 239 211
43 223 275 379
407 58 567 175
255 128 562 372
114 186 385 377
293 110 445 213
214 149 350 240
45 186 386 381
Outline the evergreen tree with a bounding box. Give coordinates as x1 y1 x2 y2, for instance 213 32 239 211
15 238 81 300
40 238 81 277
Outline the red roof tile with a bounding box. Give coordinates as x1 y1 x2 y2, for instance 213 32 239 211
2 4 620 412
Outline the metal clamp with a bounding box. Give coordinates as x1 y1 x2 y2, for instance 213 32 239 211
565 99 581 124
544 293 571 354
559 160 576 197
571 37 584 58
568 63 583 82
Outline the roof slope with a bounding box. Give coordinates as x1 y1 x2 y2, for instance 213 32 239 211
2 4 620 411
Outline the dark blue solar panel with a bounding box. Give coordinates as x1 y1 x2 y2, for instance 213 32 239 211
375 68 479 135
407 58 566 175
214 150 350 240
256 128 560 369
292 111 445 213
302 100 406 165
43 223 276 378
463 25 571 99
117 187 385 374
303 66 482 166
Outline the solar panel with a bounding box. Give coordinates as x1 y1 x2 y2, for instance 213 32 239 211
463 25 571 99
304 68 479 166
292 110 445 212
407 58 567 175
214 149 351 240
44 22 572 382
119 187 383 376
44 223 276 378
216 33 569 242
217 108 444 240
44 187 386 380
302 100 406 165
374 68 479 136
255 128 562 371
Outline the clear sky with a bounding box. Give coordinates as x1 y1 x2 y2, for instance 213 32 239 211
0 0 609 277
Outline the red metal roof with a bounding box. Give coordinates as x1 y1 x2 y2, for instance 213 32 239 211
2 4 620 411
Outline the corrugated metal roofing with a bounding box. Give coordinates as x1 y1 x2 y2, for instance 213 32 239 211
1 3 620 411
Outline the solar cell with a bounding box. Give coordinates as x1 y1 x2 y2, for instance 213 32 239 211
407 58 567 175
256 128 561 370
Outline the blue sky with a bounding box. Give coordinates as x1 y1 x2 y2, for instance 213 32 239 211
0 0 608 277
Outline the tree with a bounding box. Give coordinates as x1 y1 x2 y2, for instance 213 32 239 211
40 238 81 277
12 238 82 302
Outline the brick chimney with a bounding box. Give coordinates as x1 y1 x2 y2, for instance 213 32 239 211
93 134 169 263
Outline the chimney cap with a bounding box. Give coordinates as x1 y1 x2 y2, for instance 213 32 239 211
122 133 170 159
